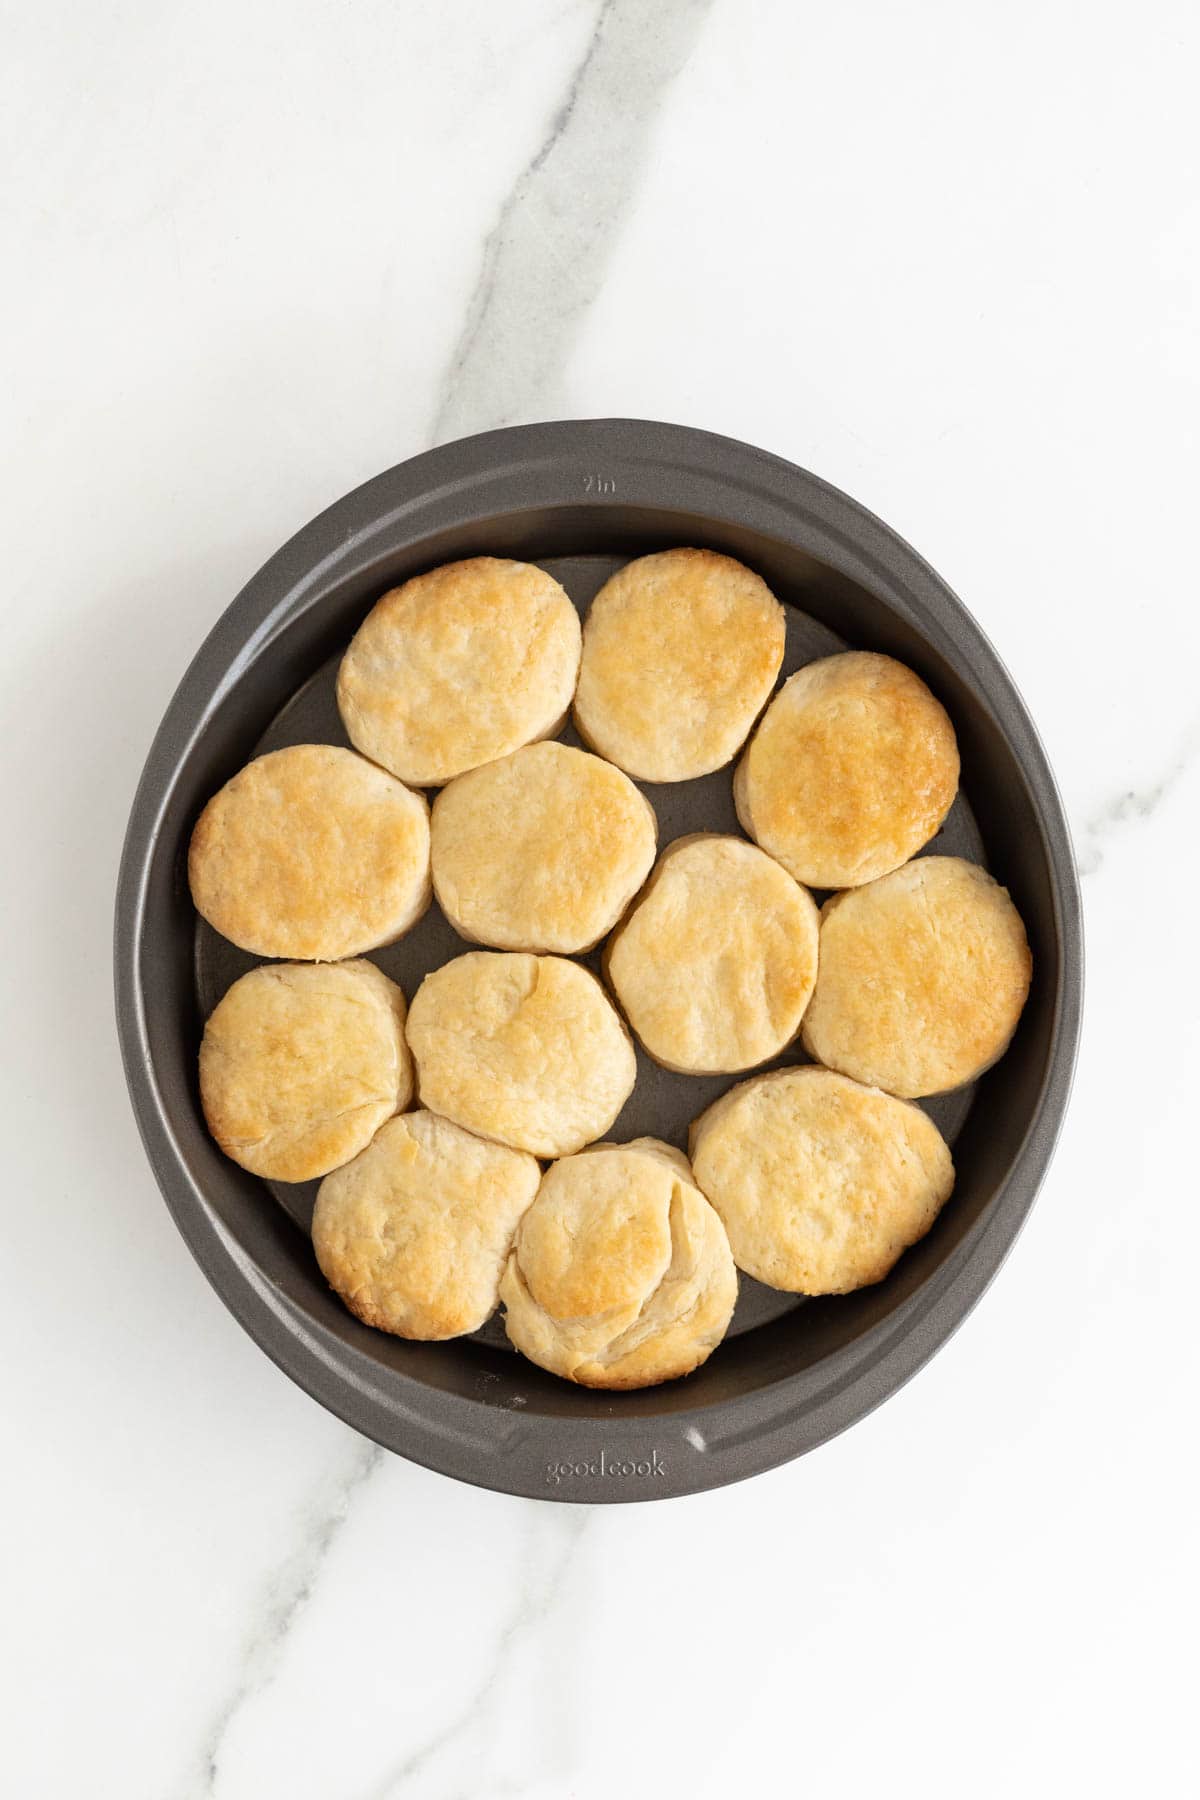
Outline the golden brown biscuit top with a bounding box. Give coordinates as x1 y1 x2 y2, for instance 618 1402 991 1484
312 1109 540 1341
188 743 430 960
517 1143 676 1318
337 557 581 786
500 1138 738 1388
405 951 637 1157
430 741 657 953
801 856 1033 1097
689 1066 955 1294
605 833 820 1073
735 651 959 888
199 959 410 1183
573 548 786 782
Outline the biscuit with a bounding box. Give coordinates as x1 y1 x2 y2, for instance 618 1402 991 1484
336 557 582 786
312 1110 540 1339
431 742 657 953
734 651 959 888
199 960 411 1183
573 548 786 782
405 952 636 1157
801 856 1033 1097
500 1138 738 1388
605 834 819 1074
689 1067 955 1294
189 744 431 960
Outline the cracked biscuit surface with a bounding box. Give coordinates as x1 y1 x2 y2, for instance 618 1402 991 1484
313 1109 540 1339
405 951 637 1157
337 557 582 786
734 651 959 888
431 741 656 953
605 834 819 1073
689 1066 955 1294
573 548 786 782
199 959 411 1182
801 855 1033 1097
500 1138 738 1388
188 744 431 960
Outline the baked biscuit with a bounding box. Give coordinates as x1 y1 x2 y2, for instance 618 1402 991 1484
199 960 411 1182
689 1067 954 1294
500 1138 737 1388
431 741 657 953
801 856 1033 1097
312 1110 540 1339
605 834 819 1074
405 952 636 1157
573 548 786 782
734 651 959 888
337 557 581 786
189 744 430 960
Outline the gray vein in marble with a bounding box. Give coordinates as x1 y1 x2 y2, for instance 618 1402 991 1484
174 15 701 1788
183 1437 383 1798
1076 716 1200 877
432 0 714 444
358 1510 593 1800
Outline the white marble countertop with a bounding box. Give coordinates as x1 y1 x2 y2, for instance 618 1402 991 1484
4 3 1197 1795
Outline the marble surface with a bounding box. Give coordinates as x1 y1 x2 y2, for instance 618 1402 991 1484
3 3 1197 1795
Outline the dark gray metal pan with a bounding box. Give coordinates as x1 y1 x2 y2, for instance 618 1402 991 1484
114 419 1083 1502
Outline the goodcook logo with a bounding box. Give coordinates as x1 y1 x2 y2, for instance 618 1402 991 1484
546 1448 666 1486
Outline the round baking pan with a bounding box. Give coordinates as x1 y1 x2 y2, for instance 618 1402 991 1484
115 419 1083 1503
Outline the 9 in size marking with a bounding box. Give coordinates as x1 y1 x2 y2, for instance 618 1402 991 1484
583 473 616 494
